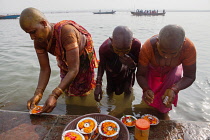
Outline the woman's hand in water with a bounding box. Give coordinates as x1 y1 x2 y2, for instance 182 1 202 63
41 94 57 113
27 91 43 110
143 89 154 104
94 84 103 102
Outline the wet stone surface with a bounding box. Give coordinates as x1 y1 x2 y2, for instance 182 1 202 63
0 109 210 140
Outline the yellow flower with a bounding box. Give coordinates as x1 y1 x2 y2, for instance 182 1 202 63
101 122 117 135
78 119 96 133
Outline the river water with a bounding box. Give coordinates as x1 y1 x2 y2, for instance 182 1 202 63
0 11 210 122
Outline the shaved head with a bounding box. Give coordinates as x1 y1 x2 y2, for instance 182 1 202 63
112 26 133 49
158 24 185 49
19 7 47 30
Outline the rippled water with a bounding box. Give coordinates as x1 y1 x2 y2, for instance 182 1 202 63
0 11 210 122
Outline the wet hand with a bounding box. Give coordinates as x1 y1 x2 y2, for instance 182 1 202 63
41 95 57 113
119 54 135 68
27 93 42 110
143 90 154 104
94 85 103 102
162 89 176 108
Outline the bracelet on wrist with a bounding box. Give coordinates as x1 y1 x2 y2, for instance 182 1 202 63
49 94 59 99
52 87 65 98
34 92 43 98
55 87 65 94
36 87 44 93
170 84 179 94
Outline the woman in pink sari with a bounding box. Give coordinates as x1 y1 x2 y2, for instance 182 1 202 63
136 24 196 119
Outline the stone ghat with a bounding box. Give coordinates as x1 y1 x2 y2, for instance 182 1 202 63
0 110 209 140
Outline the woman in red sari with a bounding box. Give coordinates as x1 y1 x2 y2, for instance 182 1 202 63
19 8 98 113
136 24 196 119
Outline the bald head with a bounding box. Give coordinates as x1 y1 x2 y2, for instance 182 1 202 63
112 26 133 49
19 7 47 30
158 24 185 49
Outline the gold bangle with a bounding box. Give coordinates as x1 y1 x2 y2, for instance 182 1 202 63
56 87 65 94
36 88 44 92
49 94 59 99
34 92 43 98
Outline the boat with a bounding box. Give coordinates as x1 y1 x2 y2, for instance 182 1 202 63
93 10 116 14
0 14 20 19
131 9 166 16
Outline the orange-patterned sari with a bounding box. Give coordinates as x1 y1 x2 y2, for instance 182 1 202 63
49 20 98 96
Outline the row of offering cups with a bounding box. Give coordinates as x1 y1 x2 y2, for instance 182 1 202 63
62 117 120 140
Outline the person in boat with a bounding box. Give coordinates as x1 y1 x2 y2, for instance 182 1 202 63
136 24 196 120
19 7 98 113
94 26 141 102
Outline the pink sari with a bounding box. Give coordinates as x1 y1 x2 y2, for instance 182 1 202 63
144 64 183 113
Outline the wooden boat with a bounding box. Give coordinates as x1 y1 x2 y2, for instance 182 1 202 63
131 9 166 16
0 14 20 19
93 10 116 14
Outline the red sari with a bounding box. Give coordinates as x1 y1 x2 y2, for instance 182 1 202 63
50 20 98 96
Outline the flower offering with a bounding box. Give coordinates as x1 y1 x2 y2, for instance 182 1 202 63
121 115 137 127
77 117 97 134
99 120 120 140
29 105 43 114
62 130 85 140
141 114 159 125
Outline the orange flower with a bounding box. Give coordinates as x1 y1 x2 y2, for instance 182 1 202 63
121 116 136 126
101 122 117 136
64 132 83 140
31 105 43 114
78 119 96 133
142 115 158 125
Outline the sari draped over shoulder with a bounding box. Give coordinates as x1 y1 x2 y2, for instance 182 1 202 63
146 64 183 113
139 35 196 113
50 20 98 96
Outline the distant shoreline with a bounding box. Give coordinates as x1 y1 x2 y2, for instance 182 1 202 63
44 9 210 14
1 9 210 15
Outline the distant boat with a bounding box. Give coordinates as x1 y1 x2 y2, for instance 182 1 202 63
131 9 166 16
93 10 116 14
0 14 20 19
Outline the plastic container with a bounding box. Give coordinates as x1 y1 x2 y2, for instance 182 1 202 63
134 119 150 140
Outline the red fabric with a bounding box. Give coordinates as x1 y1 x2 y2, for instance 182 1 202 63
52 20 98 96
99 38 141 93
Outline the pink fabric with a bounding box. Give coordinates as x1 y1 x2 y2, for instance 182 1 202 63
143 64 183 113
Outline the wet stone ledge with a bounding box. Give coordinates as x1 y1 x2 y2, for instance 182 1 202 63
0 109 209 140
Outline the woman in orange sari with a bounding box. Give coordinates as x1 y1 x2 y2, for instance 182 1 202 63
19 8 98 113
136 24 196 119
